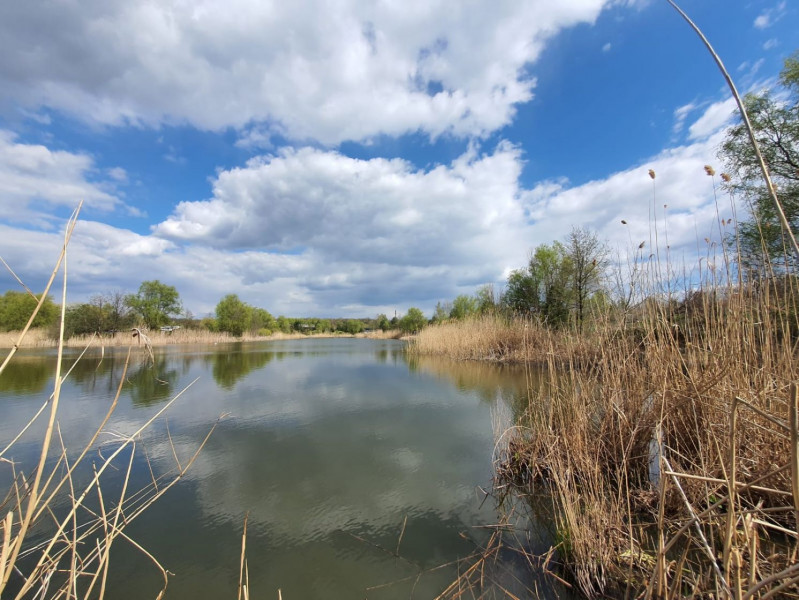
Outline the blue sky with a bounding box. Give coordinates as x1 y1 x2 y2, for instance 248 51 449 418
0 0 796 318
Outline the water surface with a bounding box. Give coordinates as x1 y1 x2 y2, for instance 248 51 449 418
1 338 548 598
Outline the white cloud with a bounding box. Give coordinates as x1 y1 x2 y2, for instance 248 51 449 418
763 38 778 50
687 97 736 141
524 129 732 270
0 0 619 144
672 101 696 135
107 166 128 182
0 130 122 226
753 1 786 29
153 143 531 271
235 126 274 150
602 42 612 52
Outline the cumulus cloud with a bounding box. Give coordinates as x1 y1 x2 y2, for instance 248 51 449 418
0 0 617 144
0 130 123 226
153 143 531 270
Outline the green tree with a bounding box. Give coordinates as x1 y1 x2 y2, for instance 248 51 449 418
399 307 426 333
567 227 609 331
63 303 106 337
276 315 292 333
200 317 218 332
250 307 276 334
335 319 364 334
0 291 58 332
720 51 799 274
375 314 390 331
93 291 132 332
502 242 573 326
475 284 496 314
450 294 478 320
126 281 182 329
432 301 451 323
216 294 253 336
502 268 539 316
530 242 573 326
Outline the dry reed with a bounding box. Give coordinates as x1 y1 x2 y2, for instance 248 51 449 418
0 328 366 350
422 260 798 598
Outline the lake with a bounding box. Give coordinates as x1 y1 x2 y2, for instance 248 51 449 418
0 338 558 599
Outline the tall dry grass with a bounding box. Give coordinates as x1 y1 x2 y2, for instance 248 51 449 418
0 327 369 350
411 313 596 364
424 269 799 598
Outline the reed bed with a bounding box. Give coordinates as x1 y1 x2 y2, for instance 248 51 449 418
419 275 799 598
0 327 365 349
357 328 404 340
411 313 596 364
0 328 53 349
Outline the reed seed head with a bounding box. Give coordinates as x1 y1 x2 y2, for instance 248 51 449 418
648 169 656 180
704 165 716 176
621 220 627 225
721 173 731 182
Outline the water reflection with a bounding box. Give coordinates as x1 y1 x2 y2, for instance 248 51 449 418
411 355 542 420
0 356 51 394
207 344 275 390
127 355 180 406
0 339 554 599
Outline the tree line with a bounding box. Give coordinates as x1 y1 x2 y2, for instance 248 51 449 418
0 281 185 336
0 281 415 338
423 226 609 333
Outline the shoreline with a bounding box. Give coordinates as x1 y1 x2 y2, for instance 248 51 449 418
0 328 406 349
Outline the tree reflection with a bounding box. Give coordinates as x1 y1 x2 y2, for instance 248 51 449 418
210 348 274 390
0 357 52 394
127 355 179 406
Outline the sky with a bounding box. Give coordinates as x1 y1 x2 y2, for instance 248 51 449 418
0 0 797 319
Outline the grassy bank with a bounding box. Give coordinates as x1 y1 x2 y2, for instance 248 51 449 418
0 327 404 349
413 280 799 598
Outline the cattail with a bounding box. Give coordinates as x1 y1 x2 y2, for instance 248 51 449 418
721 173 731 182
648 169 656 180
704 165 716 176
621 220 627 225
639 241 645 249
